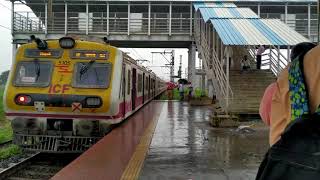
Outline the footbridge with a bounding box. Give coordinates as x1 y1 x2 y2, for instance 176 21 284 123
11 0 314 114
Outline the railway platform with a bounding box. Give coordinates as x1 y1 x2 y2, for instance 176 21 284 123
53 101 269 180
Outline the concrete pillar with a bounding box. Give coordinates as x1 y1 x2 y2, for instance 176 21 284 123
308 4 311 39
148 2 151 36
64 3 68 35
188 43 196 87
285 3 288 24
47 0 53 32
12 43 17 64
11 1 14 35
107 2 109 35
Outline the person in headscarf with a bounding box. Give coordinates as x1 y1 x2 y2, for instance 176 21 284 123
259 42 317 146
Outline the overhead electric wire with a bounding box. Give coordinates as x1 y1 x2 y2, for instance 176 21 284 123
0 2 11 11
0 24 11 31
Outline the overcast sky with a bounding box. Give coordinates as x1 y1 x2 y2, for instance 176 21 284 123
0 0 197 81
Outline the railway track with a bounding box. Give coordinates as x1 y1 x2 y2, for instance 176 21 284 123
0 152 80 180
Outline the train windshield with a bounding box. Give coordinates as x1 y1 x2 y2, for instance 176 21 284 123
73 62 112 88
14 61 53 87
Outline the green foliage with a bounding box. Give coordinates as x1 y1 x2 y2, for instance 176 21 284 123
0 86 4 118
0 70 9 85
0 86 12 144
0 120 13 144
193 88 208 98
0 145 22 160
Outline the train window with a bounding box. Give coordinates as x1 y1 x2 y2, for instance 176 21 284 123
138 74 142 92
14 61 53 87
127 70 131 95
73 62 112 88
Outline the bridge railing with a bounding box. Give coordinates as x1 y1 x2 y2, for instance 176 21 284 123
13 11 192 36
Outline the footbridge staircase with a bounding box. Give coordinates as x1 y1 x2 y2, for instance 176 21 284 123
193 2 310 114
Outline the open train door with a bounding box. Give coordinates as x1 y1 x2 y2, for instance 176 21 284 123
132 68 137 110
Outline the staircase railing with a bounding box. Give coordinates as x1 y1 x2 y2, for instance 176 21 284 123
194 12 233 111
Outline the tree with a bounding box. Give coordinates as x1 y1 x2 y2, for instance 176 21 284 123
0 70 9 85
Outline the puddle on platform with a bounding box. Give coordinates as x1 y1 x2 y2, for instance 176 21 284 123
140 102 269 180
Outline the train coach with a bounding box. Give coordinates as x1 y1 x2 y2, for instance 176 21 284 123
3 37 166 152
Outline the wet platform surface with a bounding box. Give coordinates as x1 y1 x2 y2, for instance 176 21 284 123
139 102 269 180
53 101 164 180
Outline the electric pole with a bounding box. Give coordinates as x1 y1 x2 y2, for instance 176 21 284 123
151 50 175 82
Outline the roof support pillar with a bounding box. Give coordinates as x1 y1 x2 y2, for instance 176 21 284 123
190 2 193 36
148 2 151 36
258 3 261 17
128 2 130 36
285 3 288 24
308 3 311 38
188 43 196 87
277 46 280 74
11 0 14 35
86 2 89 35
169 2 172 36
45 2 48 35
107 2 109 35
226 46 230 109
287 46 291 63
64 3 68 35
47 0 52 33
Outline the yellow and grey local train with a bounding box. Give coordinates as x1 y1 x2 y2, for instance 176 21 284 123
3 37 166 152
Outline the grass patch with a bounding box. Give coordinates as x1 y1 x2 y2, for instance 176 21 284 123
0 144 22 160
0 120 12 144
0 85 4 119
159 88 208 100
0 85 13 144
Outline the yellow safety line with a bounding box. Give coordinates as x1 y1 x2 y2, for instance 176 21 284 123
120 106 162 180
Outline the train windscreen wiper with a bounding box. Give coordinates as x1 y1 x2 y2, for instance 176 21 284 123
34 59 40 81
80 60 95 80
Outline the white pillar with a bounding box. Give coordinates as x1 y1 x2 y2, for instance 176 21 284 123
11 1 14 34
226 47 230 108
148 2 151 36
285 3 288 24
308 4 311 39
107 2 109 35
65 3 68 35
169 2 172 36
86 2 89 35
287 45 291 63
258 3 261 17
45 3 48 35
12 43 17 64
127 2 130 36
188 43 196 86
190 2 193 36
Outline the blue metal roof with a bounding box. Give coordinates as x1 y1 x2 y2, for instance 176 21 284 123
194 2 237 10
209 19 309 46
194 1 310 46
199 7 259 21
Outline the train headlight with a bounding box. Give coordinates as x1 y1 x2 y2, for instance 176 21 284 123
85 97 102 107
59 37 75 49
15 95 32 105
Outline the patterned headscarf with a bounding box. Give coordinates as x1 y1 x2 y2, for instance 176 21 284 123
268 42 318 146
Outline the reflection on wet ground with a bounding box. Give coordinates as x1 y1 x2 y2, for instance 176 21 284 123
140 101 269 180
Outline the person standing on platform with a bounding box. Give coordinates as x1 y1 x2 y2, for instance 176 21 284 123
256 45 265 69
179 83 184 101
